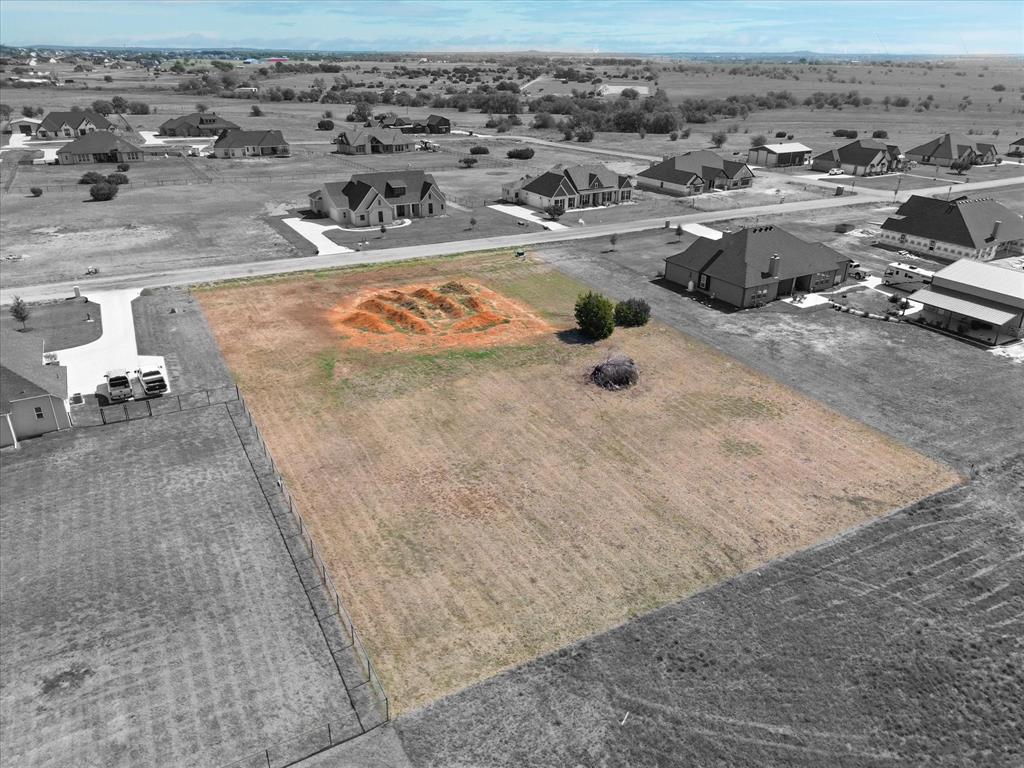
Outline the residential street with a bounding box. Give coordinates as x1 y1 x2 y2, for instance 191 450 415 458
2 175 1021 305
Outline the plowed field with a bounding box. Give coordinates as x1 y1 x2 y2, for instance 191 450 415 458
198 251 960 713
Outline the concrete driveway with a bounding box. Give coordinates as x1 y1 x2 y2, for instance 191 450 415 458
50 288 165 399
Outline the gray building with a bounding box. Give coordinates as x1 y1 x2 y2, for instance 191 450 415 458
664 225 849 308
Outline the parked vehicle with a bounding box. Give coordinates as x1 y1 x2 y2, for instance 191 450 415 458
134 368 168 398
847 261 871 280
883 262 934 286
828 168 844 176
104 369 133 402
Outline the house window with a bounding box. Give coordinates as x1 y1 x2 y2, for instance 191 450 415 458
377 211 384 223
698 273 709 290
34 406 45 420
428 203 433 215
359 214 365 221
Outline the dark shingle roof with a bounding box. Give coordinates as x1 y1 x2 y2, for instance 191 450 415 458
0 328 67 413
213 129 288 149
426 114 450 126
639 150 752 186
522 164 631 198
159 112 239 132
665 226 846 288
56 132 142 156
813 139 899 166
906 134 993 161
321 170 442 210
334 127 410 147
39 110 113 133
881 195 1024 249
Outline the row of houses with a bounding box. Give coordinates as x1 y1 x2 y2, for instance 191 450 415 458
660 220 1023 343
747 133 1008 173
52 128 290 163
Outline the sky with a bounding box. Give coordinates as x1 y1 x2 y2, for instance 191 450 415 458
1 0 1022 55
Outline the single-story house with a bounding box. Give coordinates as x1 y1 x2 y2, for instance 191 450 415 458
746 142 813 168
663 225 849 308
1008 137 1024 157
1 328 72 448
909 259 1024 345
309 170 445 228
212 129 289 158
905 134 998 167
811 139 903 175
4 116 42 135
501 163 633 213
879 195 1024 262
56 132 145 164
637 150 754 196
159 112 240 137
334 127 416 155
36 110 115 138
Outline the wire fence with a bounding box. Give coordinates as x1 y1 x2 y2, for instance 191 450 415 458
223 394 390 768
69 383 391 766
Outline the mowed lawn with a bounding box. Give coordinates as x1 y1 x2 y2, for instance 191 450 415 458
198 252 960 713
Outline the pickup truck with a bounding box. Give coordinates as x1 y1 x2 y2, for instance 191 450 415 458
105 369 133 402
134 368 169 398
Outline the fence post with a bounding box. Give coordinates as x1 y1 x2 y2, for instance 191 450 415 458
327 722 332 745
265 748 271 768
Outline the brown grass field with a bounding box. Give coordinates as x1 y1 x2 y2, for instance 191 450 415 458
198 251 960 714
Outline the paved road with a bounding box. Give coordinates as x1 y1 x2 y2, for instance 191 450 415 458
2 175 1021 305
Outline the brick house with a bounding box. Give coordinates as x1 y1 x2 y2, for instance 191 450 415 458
637 150 754 196
501 164 633 213
212 129 289 158
905 134 998 167
664 225 849 308
56 132 145 164
333 127 416 154
811 139 903 175
309 171 445 228
35 110 115 138
879 195 1024 262
159 112 240 137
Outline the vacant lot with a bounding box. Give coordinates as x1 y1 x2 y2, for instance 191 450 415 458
199 252 958 714
397 454 1023 767
0 406 360 768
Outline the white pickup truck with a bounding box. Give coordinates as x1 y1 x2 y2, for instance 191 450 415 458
104 369 133 403
133 368 169 398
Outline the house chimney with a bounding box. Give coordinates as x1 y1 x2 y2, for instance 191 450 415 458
992 220 1002 239
768 253 780 278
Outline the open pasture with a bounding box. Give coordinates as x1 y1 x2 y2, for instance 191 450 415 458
199 251 959 714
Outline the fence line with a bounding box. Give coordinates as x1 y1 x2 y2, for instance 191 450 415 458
216 394 389 768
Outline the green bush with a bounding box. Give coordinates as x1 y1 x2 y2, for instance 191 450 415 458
89 181 118 201
506 147 535 159
116 163 130 172
614 297 651 327
575 126 595 142
574 291 615 340
105 173 129 186
317 119 334 131
469 145 489 155
79 171 105 185
30 186 42 197
871 129 888 139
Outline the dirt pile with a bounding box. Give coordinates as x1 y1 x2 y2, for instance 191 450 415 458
327 281 552 351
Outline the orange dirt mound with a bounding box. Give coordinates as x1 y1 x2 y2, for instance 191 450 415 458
356 298 431 334
341 310 392 334
328 281 552 352
452 311 508 333
411 288 465 318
